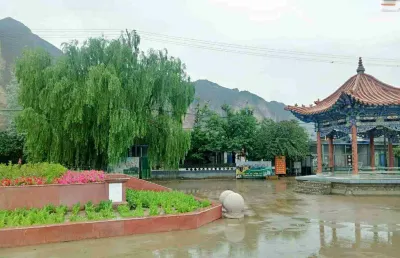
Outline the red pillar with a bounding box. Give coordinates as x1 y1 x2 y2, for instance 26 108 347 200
328 136 334 172
351 125 359 175
370 134 375 170
388 140 394 169
317 131 322 174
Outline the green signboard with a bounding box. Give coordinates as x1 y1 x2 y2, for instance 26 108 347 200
236 161 274 179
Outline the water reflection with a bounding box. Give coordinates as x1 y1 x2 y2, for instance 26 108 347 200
1 179 400 258
318 221 400 258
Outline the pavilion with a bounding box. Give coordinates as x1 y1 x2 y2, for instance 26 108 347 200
286 58 400 176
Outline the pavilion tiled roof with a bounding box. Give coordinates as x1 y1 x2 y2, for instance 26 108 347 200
285 58 400 116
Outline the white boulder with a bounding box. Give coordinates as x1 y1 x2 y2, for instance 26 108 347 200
219 190 234 203
222 192 245 219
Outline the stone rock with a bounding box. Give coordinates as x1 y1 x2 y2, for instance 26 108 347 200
222 192 245 219
219 190 234 203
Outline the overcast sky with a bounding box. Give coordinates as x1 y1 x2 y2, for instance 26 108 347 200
1 0 400 105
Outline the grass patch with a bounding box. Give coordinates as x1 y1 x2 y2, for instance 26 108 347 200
121 189 212 218
0 204 68 228
0 190 212 229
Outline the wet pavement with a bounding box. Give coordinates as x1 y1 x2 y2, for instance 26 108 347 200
1 178 400 258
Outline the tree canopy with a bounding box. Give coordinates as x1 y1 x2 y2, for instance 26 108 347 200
15 31 194 169
187 104 258 163
251 119 309 161
187 103 309 164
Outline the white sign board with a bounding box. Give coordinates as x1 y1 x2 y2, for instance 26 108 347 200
108 183 122 203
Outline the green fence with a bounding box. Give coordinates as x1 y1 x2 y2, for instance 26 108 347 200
139 156 151 179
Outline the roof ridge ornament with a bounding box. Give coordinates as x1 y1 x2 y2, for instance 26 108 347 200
357 57 365 74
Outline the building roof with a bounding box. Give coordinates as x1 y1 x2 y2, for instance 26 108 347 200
285 58 400 116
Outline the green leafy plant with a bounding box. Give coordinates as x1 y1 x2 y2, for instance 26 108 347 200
70 214 86 222
84 201 95 213
86 211 102 221
84 200 115 221
149 205 159 216
0 204 67 228
163 204 174 215
126 189 211 216
96 200 112 212
56 205 68 215
200 200 211 208
72 202 80 215
117 205 134 218
44 204 56 214
132 205 144 217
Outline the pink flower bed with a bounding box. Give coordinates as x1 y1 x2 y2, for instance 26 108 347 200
53 170 105 184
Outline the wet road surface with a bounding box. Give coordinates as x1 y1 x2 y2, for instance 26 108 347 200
1 178 400 258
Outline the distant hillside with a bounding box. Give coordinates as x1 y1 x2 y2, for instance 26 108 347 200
0 17 62 128
0 17 62 85
184 80 315 137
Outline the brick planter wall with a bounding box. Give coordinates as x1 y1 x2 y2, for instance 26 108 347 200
294 180 332 195
295 177 400 196
0 203 222 248
331 183 400 196
0 175 130 210
0 183 108 210
125 177 171 192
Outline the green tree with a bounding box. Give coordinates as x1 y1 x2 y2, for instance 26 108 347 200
15 31 194 169
0 125 24 163
186 104 257 163
222 105 257 157
252 119 309 161
186 102 211 163
186 102 226 163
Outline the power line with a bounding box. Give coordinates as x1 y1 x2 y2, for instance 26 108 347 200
1 33 398 68
2 29 400 67
29 28 400 63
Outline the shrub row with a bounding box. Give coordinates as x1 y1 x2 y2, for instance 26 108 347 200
0 162 67 183
0 200 115 228
125 189 211 216
0 204 68 228
0 163 105 186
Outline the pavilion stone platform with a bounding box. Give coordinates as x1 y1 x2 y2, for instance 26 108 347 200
295 173 400 196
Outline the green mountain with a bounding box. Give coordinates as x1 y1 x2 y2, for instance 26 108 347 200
194 79 291 119
0 17 62 85
0 17 62 128
184 80 315 137
186 79 292 123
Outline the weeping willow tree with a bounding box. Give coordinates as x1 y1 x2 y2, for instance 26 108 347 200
15 31 194 169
